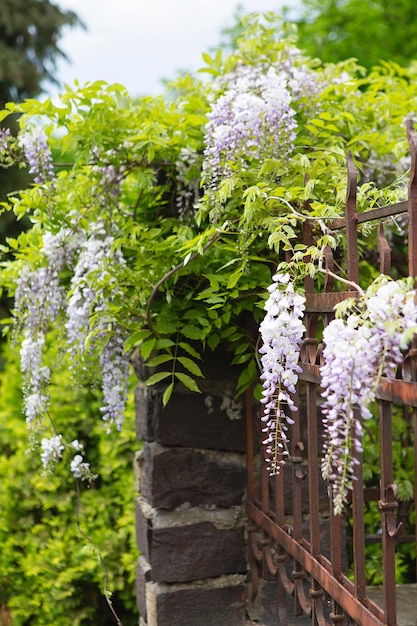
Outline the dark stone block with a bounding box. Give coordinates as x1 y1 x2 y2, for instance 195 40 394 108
135 498 152 561
135 383 246 452
151 522 247 583
135 384 159 441
140 442 245 509
136 556 151 621
155 582 247 626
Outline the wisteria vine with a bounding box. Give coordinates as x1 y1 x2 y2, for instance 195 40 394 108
258 274 417 514
15 219 129 478
0 26 415 506
9 135 130 479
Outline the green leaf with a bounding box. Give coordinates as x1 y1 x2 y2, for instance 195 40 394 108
231 352 251 365
174 372 201 392
177 356 204 377
201 51 214 66
147 354 173 367
181 325 202 340
162 382 174 406
178 342 201 359
140 338 156 360
155 338 175 349
207 333 220 350
6 238 18 249
145 371 171 386
124 329 152 351
227 268 242 289
236 358 257 394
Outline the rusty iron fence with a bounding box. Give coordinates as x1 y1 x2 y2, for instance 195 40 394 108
246 120 417 625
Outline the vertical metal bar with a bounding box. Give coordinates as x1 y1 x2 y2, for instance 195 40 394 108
330 507 342 579
413 408 417 578
306 378 324 624
307 380 320 557
261 439 270 514
291 390 307 618
351 409 366 601
292 390 303 542
274 448 289 620
379 400 397 626
274 462 285 524
377 222 391 275
329 502 344 623
246 388 255 502
406 119 417 279
346 151 359 286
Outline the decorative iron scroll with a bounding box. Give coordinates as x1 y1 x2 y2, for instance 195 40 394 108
246 121 417 626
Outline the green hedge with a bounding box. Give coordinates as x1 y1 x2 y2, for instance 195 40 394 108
0 342 139 625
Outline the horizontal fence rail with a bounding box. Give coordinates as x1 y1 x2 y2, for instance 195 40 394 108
246 121 417 625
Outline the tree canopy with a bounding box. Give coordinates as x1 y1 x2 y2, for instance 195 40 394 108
0 0 81 106
0 0 81 316
295 0 417 68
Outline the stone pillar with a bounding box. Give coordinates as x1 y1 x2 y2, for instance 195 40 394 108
133 350 248 626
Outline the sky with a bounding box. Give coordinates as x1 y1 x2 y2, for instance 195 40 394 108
52 0 302 99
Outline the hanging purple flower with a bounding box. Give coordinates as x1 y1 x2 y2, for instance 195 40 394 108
66 222 130 431
321 279 417 514
203 66 297 194
259 273 306 474
19 131 55 184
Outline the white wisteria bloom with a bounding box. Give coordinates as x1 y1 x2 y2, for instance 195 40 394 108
40 435 64 469
321 279 417 514
259 273 306 475
70 454 92 481
66 223 130 430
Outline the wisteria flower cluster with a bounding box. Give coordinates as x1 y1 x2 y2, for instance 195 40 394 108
320 279 417 514
19 131 55 184
0 127 12 152
259 273 306 474
214 52 321 109
15 228 77 428
203 65 297 194
65 222 129 431
40 436 95 481
15 220 130 478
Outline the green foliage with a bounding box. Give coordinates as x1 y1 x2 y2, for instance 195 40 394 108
0 12 417 605
1 14 417 405
296 0 417 69
0 342 139 625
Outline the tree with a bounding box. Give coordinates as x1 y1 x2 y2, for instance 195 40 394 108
295 0 417 68
0 0 82 313
0 0 81 106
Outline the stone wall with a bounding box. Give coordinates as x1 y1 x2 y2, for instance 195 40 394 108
133 350 249 626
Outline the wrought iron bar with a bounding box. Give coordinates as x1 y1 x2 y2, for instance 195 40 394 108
246 124 417 625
